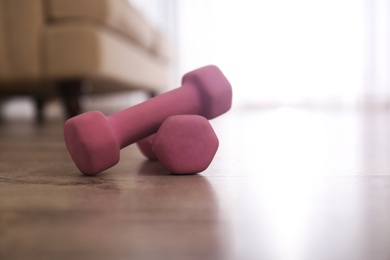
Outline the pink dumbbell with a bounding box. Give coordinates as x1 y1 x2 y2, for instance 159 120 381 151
137 115 219 174
137 135 158 161
64 65 232 175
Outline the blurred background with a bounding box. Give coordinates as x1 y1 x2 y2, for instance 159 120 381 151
133 0 389 109
1 0 390 119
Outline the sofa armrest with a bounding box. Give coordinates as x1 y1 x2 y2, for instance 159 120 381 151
0 0 44 82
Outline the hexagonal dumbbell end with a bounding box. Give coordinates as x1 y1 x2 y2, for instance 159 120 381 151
64 111 120 175
150 115 219 174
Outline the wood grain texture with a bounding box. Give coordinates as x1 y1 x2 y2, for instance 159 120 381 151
1 108 390 260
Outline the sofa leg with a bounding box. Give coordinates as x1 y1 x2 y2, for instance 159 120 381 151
58 80 83 119
0 100 4 124
148 90 157 99
34 97 45 124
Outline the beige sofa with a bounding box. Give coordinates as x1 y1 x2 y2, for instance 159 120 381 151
0 0 171 122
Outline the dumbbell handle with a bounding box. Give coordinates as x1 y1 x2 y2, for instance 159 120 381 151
108 84 201 148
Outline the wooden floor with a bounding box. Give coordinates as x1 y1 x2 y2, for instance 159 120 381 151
1 107 390 260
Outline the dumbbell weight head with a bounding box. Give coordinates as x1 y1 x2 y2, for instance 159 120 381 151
137 134 157 160
140 115 219 174
64 111 120 174
181 65 233 119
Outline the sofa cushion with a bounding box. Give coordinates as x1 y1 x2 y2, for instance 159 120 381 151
44 24 169 93
47 0 156 51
